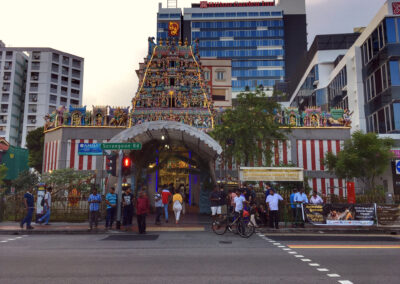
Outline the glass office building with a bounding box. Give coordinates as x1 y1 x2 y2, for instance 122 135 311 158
157 0 307 96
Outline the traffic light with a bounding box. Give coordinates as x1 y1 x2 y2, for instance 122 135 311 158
106 153 117 176
122 155 132 176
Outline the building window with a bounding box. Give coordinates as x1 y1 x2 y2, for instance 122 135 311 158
389 61 400 86
216 71 225 80
386 18 397 43
393 103 400 131
32 51 41 60
52 53 59 62
204 71 210 81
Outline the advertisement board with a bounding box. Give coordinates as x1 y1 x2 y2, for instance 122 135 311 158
303 204 375 226
377 204 400 227
78 143 103 156
239 167 304 182
36 183 46 215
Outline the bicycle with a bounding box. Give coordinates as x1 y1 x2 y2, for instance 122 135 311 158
212 210 255 238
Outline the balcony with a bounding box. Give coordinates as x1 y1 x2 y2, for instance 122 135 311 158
29 95 38 102
2 95 9 102
71 92 79 99
61 88 68 96
72 60 81 68
0 119 7 124
31 63 40 70
28 108 37 113
0 130 6 135
51 77 58 83
62 68 69 76
51 65 59 73
71 69 80 78
30 86 38 92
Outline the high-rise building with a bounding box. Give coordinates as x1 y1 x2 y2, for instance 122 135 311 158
0 45 84 147
157 0 307 97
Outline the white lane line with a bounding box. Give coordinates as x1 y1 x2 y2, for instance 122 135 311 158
16 237 23 239
278 245 285 248
309 263 320 267
283 248 291 250
301 259 311 262
294 255 304 258
7 239 16 241
288 251 297 254
273 243 281 245
1 241 8 243
317 268 329 272
338 281 353 284
328 274 341 278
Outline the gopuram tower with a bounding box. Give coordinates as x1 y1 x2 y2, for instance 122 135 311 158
131 37 215 131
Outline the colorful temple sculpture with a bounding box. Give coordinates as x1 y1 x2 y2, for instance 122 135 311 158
131 37 214 131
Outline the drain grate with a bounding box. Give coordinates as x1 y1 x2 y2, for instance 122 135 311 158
219 241 232 244
102 234 159 241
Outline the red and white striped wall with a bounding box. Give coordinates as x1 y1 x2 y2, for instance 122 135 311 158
307 177 347 197
43 140 60 172
65 139 109 171
297 139 344 171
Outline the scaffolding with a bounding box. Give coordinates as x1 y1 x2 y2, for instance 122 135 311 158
167 0 177 8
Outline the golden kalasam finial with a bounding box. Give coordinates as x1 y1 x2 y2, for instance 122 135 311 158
179 39 182 46
166 38 170 46
184 37 188 46
159 38 163 46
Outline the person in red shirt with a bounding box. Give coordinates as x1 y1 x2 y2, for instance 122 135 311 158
161 184 172 223
136 190 150 234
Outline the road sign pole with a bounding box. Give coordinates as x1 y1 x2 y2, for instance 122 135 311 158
116 150 123 230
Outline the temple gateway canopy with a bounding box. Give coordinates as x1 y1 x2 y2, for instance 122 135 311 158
110 121 222 160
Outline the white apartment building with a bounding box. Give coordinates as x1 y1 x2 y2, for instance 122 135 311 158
0 44 84 147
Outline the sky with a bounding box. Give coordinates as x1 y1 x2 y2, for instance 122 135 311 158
0 0 386 107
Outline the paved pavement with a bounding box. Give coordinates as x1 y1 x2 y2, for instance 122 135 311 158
0 230 399 284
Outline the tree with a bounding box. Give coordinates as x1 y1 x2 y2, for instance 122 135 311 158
211 87 287 166
11 170 39 193
325 131 394 191
41 168 93 196
26 127 44 173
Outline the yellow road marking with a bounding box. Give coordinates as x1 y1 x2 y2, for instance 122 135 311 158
288 245 400 249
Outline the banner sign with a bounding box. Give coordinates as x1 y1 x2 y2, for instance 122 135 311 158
391 148 400 158
377 205 400 227
304 204 375 226
239 167 303 182
347 181 356 204
78 143 103 156
36 183 46 215
200 1 275 8
168 21 180 37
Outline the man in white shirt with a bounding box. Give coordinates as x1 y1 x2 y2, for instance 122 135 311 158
310 191 324 205
293 188 308 227
233 189 247 219
266 188 284 229
38 187 52 225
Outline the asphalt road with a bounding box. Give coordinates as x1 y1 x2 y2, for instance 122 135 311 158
0 231 399 284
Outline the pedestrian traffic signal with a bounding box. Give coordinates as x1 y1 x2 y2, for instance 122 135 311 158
106 153 117 176
122 156 131 176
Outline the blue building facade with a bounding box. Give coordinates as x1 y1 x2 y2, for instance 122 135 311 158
157 0 307 96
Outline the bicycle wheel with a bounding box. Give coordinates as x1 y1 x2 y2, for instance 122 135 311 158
238 218 255 238
212 215 228 235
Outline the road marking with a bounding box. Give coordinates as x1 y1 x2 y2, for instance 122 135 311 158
288 251 297 254
309 263 320 267
16 237 23 239
273 243 281 245
328 274 341 278
301 259 311 262
288 245 400 249
1 241 8 243
294 255 304 258
278 245 285 248
317 268 329 272
7 239 16 241
338 281 353 284
283 248 291 251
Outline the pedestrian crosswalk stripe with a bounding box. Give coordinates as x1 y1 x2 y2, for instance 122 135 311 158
327 274 340 277
289 245 400 249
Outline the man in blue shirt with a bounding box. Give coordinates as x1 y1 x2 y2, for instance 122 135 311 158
294 187 308 228
105 187 117 230
88 188 102 230
290 188 298 226
20 188 35 230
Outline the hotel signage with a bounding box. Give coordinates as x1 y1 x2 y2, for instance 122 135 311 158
200 1 275 9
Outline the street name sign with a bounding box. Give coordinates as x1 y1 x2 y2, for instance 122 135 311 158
101 142 142 150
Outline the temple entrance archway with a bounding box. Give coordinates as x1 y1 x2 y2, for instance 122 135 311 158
109 121 222 213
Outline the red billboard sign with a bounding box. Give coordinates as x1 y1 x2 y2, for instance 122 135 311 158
393 2 400 15
199 1 275 8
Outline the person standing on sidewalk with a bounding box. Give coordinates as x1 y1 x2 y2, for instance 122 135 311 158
290 188 298 226
122 188 135 231
88 188 102 231
161 184 171 223
136 191 150 234
294 187 308 228
105 187 117 230
309 191 324 205
173 189 183 224
266 188 284 229
20 188 35 230
38 187 52 225
154 191 163 225
209 186 221 222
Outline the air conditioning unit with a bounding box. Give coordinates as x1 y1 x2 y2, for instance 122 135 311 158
33 55 40 59
3 76 9 80
32 76 38 80
30 119 36 123
32 97 37 102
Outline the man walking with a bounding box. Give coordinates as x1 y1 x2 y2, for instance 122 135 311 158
88 188 102 230
38 187 52 225
122 188 134 231
154 191 163 225
136 191 150 234
210 186 221 222
20 187 35 230
294 187 308 228
266 188 284 229
105 187 117 230
161 184 171 223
